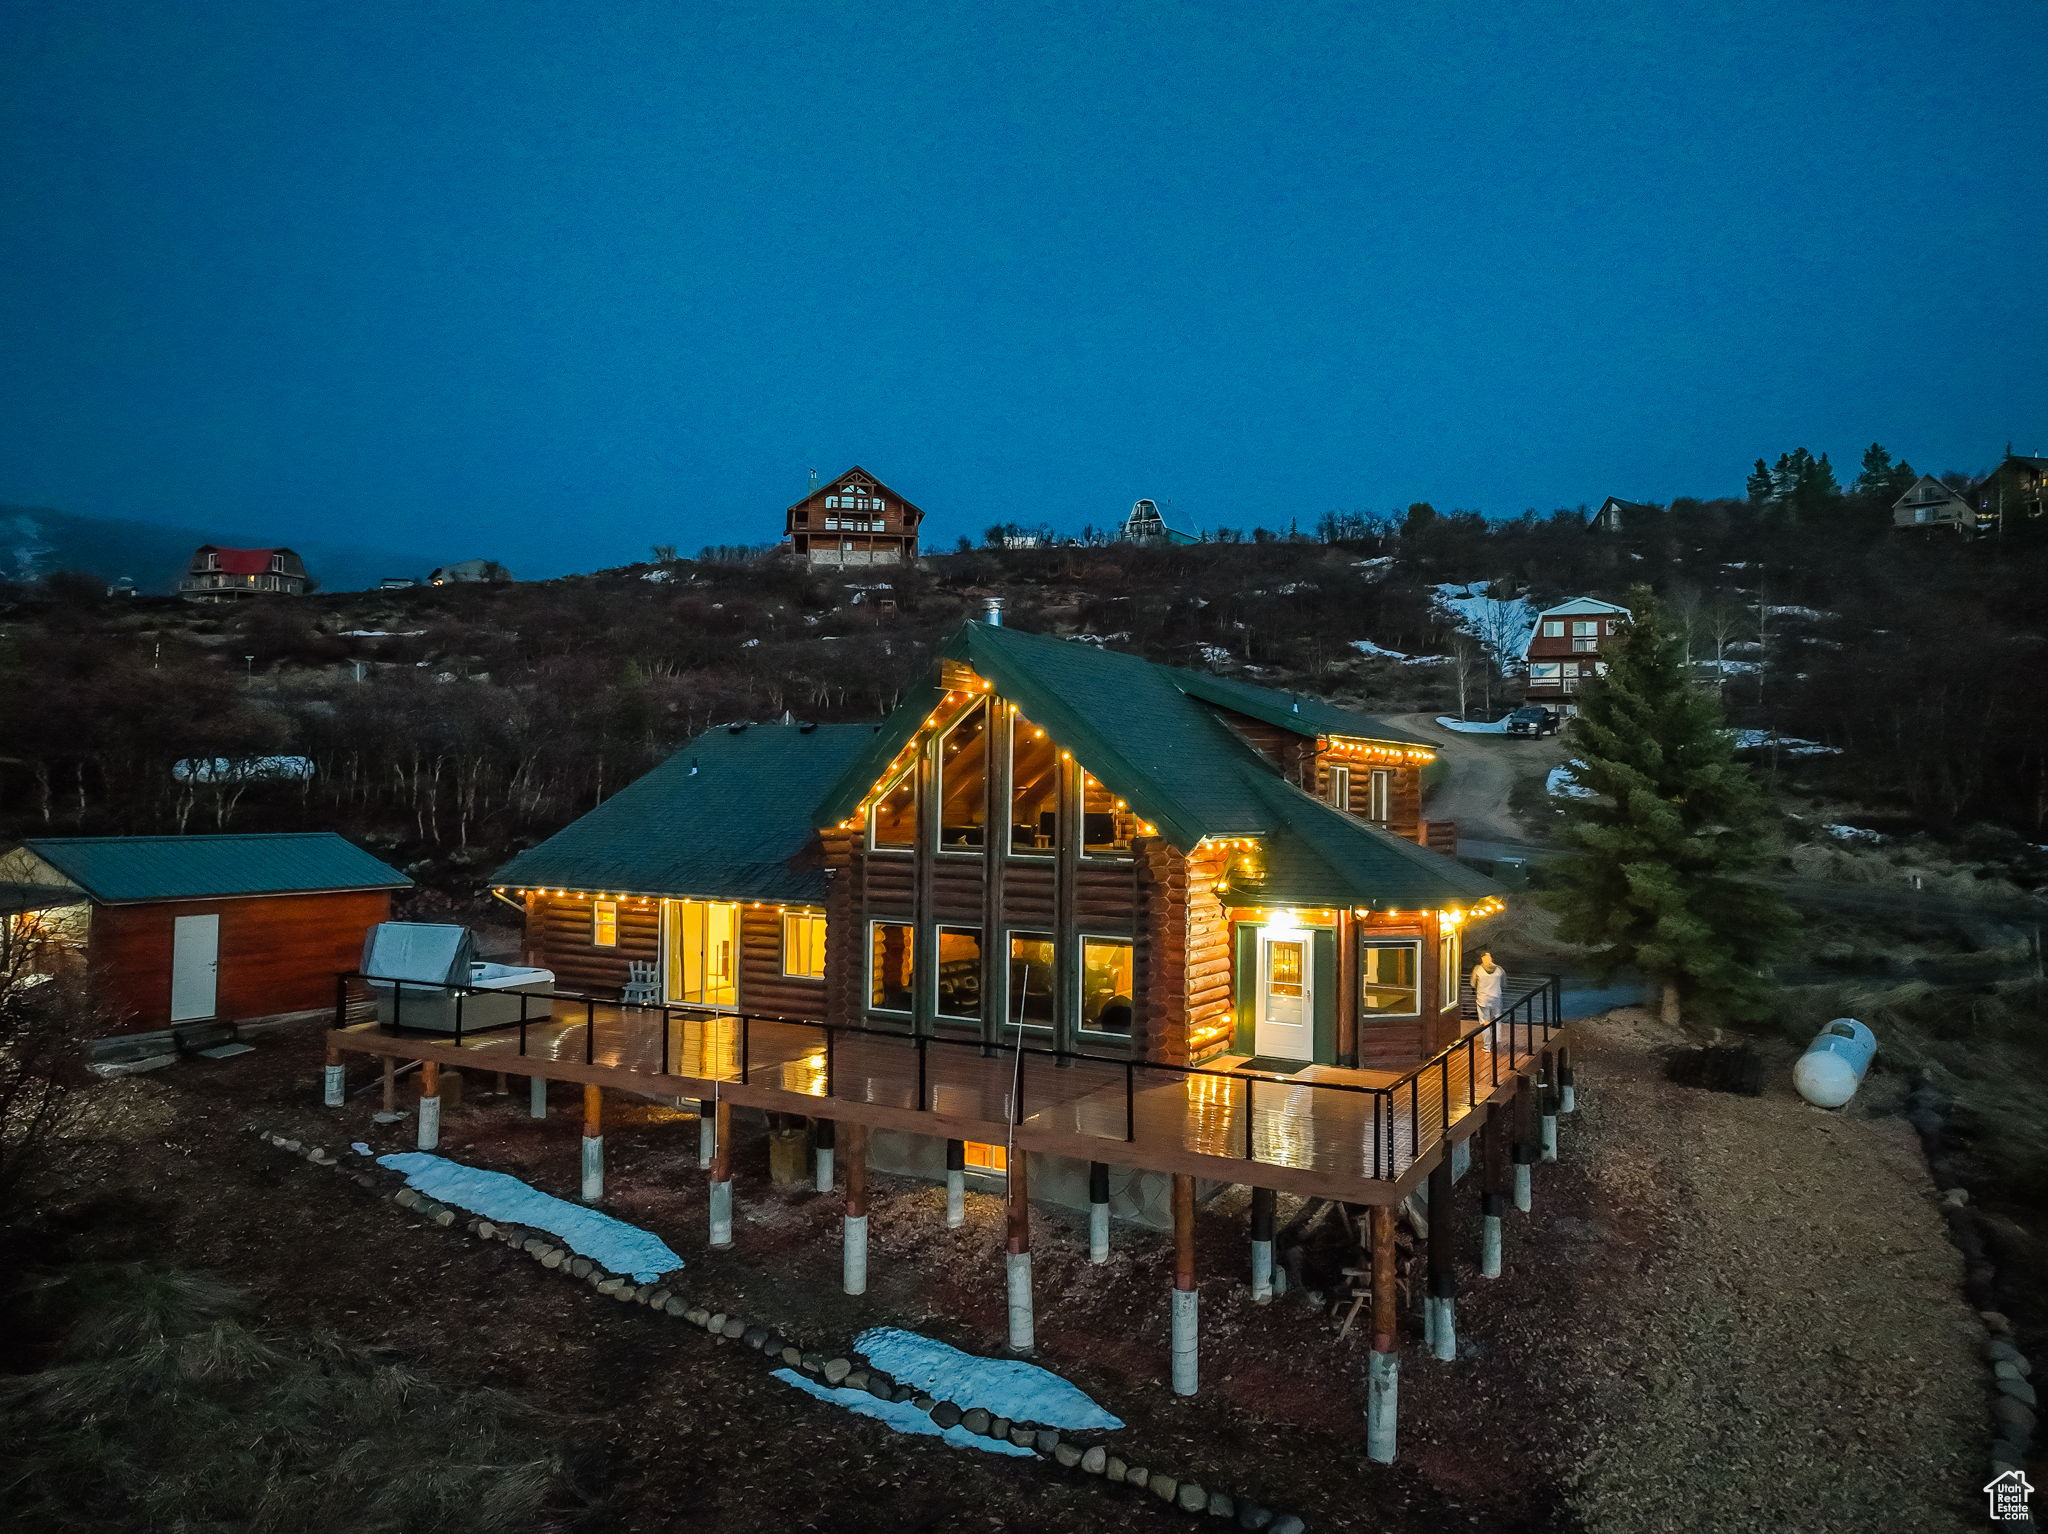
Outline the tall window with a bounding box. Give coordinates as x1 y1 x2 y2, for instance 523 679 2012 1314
1327 763 1352 811
1367 769 1392 823
870 921 914 1012
936 926 983 1018
1007 933 1056 1027
936 702 989 849
591 900 618 947
1010 714 1059 854
1359 938 1420 1017
1439 927 1463 1013
1079 937 1134 1034
1080 771 1134 855
782 911 826 979
871 768 917 849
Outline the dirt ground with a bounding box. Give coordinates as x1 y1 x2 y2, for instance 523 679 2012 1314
46 1007 1989 1534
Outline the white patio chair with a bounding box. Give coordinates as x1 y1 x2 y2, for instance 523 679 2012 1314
621 960 661 1007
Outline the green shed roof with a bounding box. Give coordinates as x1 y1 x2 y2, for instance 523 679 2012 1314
19 833 409 904
1166 666 1432 748
493 722 880 903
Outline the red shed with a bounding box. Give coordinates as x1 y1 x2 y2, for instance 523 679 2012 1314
0 833 410 1032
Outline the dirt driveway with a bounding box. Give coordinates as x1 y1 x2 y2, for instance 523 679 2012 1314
1389 712 1564 845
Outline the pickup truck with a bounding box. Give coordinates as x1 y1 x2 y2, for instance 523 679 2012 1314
1504 706 1560 737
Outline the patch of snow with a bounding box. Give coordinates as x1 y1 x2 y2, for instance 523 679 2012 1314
741 638 760 648
1730 729 1841 757
1762 604 1831 620
1273 581 1316 594
1352 639 1449 665
1434 715 1509 734
1197 644 1233 665
172 755 316 784
1072 631 1130 646
853 1328 1124 1429
1432 582 1538 664
1546 762 1596 800
1695 659 1760 676
1823 823 1886 844
642 569 673 582
341 629 426 637
771 1370 1034 1456
1352 556 1396 573
376 1152 684 1281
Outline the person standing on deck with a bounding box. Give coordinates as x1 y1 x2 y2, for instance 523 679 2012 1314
1471 950 1506 1022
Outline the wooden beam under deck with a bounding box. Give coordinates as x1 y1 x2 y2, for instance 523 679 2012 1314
327 1010 1565 1208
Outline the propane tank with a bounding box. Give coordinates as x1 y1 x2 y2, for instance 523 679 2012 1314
1793 1018 1877 1108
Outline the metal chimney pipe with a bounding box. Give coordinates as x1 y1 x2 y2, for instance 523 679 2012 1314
983 596 1005 627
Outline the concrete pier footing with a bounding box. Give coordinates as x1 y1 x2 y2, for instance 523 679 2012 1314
709 1179 733 1249
417 1095 440 1150
323 1064 344 1108
580 1134 603 1202
1366 1349 1399 1463
1481 1212 1503 1278
1514 1162 1532 1213
1170 1286 1199 1396
1005 1251 1035 1355
1541 1112 1559 1162
529 1076 548 1118
842 1213 868 1295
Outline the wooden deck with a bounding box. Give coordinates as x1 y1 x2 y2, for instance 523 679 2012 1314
330 1000 1561 1205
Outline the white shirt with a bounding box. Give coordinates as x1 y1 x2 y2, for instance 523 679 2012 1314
1471 962 1505 1009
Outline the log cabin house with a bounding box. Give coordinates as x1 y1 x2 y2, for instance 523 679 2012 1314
784 466 923 568
326 616 1570 1458
2 833 408 1032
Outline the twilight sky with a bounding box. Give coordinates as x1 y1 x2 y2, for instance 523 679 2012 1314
2 1 2043 576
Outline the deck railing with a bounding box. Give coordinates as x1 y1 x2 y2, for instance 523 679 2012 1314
337 971 1561 1181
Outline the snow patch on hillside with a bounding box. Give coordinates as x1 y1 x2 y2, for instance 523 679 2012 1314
854 1328 1124 1430
1353 639 1448 665
772 1370 1034 1456
1432 581 1538 664
1547 762 1596 800
377 1152 684 1280
1436 715 1509 734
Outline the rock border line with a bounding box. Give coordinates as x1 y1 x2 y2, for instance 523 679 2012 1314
1900 1076 2037 1480
250 1128 1311 1533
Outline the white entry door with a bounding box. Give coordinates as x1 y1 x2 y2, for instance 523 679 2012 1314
1253 930 1314 1061
170 913 220 1022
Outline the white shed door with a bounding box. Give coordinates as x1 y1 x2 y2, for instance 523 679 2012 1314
170 913 220 1022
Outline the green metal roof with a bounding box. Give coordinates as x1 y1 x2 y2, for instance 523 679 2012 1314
815 621 1498 911
1166 666 1432 748
494 722 880 903
20 833 409 904
1220 772 1503 911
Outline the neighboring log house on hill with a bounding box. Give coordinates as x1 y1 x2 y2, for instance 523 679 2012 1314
327 613 1571 1461
1588 496 1655 533
783 466 923 568
177 545 309 600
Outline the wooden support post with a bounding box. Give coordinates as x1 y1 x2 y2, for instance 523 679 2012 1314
1087 1161 1111 1264
1170 1172 1198 1396
417 1059 441 1150
322 1046 344 1108
842 1122 869 1295
581 1084 604 1203
1479 1103 1507 1279
1004 1149 1034 1355
708 1097 733 1249
1249 1184 1277 1303
1367 1202 1400 1462
1426 1155 1458 1361
381 1055 396 1115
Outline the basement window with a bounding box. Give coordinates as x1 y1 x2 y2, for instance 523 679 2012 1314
963 1141 1007 1172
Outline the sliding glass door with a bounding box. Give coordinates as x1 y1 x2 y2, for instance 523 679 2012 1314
663 899 739 1008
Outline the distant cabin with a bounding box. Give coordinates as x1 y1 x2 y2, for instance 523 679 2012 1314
1523 597 1631 710
430 559 512 584
784 467 923 569
0 833 409 1033
1971 454 2048 529
1121 498 1198 545
1890 475 1978 533
1589 497 1655 533
178 545 308 600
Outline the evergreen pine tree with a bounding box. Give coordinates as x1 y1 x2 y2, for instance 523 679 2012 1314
1542 587 1793 1028
1745 458 1773 503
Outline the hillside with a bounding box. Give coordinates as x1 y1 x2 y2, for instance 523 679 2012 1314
2 505 442 594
